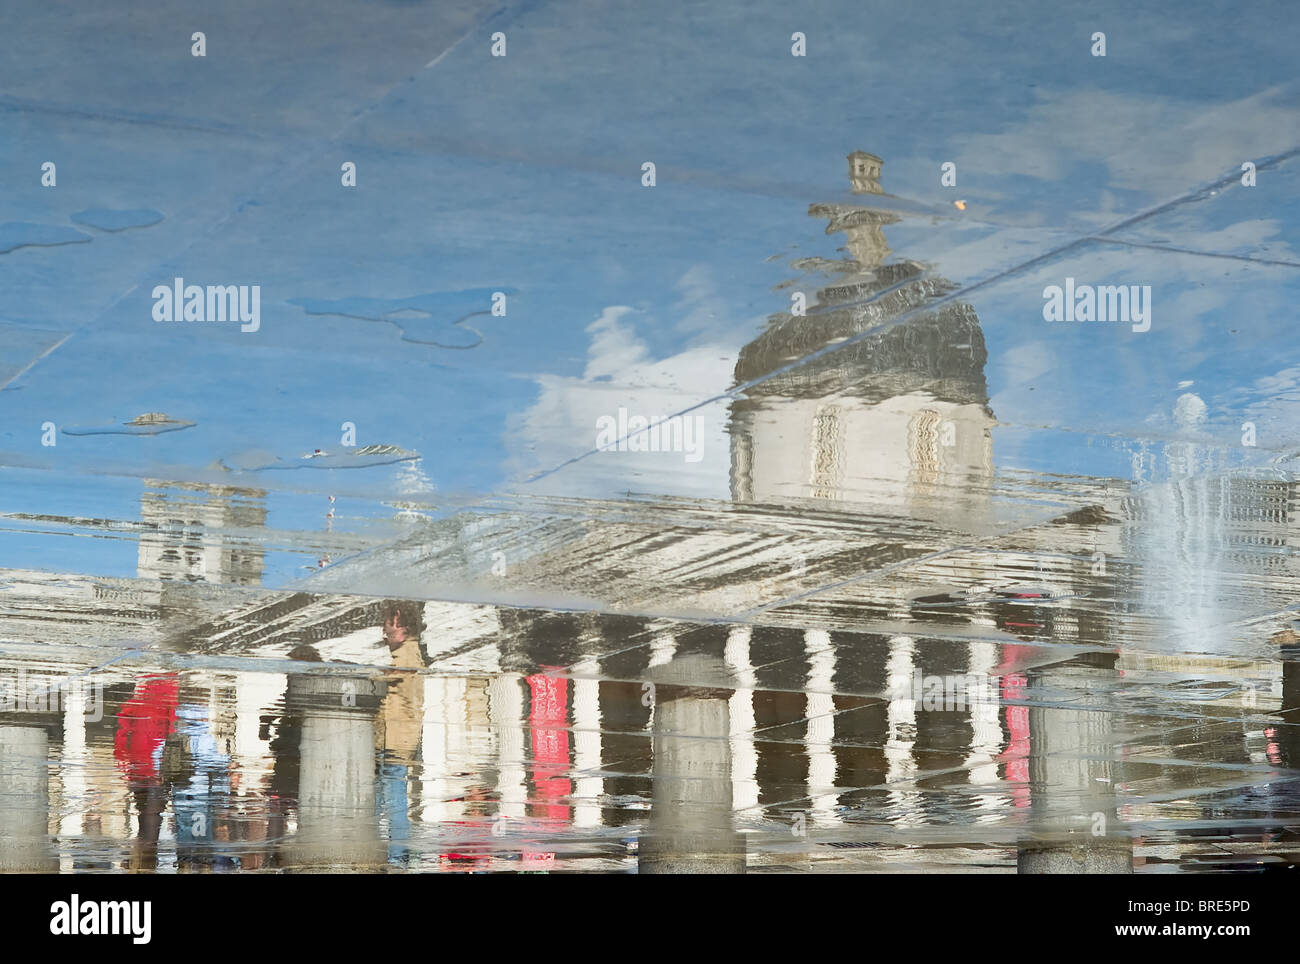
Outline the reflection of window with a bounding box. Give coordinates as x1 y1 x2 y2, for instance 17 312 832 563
909 409 942 487
810 405 842 499
730 430 753 502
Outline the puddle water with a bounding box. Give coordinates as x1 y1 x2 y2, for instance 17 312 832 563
2 0 1299 875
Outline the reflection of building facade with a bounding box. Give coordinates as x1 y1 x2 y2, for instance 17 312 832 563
18 589 1300 872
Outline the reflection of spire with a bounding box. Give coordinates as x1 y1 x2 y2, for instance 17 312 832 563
810 153 894 267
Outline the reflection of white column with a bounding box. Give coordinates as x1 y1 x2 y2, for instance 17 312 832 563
571 659 603 829
421 678 469 825
235 671 283 774
0 725 57 871
647 632 677 743
489 675 527 821
724 627 758 814
964 640 1004 822
649 631 676 668
885 635 922 826
805 630 839 825
422 678 448 824
60 682 88 857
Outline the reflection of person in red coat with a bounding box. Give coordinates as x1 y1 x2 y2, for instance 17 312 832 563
114 675 180 870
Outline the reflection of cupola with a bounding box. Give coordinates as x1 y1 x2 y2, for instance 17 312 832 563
806 151 896 269
848 151 884 194
739 150 989 402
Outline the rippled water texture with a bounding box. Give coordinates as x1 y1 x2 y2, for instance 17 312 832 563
2 0 1299 873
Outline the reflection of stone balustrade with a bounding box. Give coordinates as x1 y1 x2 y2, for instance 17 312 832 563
639 655 746 874
282 674 389 873
1018 658 1132 874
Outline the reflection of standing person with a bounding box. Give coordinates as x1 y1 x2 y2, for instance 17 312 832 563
440 783 495 872
376 601 427 866
114 675 179 871
169 704 236 871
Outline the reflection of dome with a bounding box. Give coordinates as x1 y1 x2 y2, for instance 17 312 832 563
728 152 995 518
735 282 990 408
735 156 991 410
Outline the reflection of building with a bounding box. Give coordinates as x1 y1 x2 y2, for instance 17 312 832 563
28 148 1300 875
722 153 1133 869
137 480 267 586
729 153 996 533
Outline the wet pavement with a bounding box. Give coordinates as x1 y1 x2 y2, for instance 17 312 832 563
2 0 1300 873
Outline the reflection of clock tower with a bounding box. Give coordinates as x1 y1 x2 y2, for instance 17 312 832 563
137 480 267 586
729 153 995 533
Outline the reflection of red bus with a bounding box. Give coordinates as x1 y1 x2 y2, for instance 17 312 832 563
436 673 570 872
999 669 1030 809
528 671 571 824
